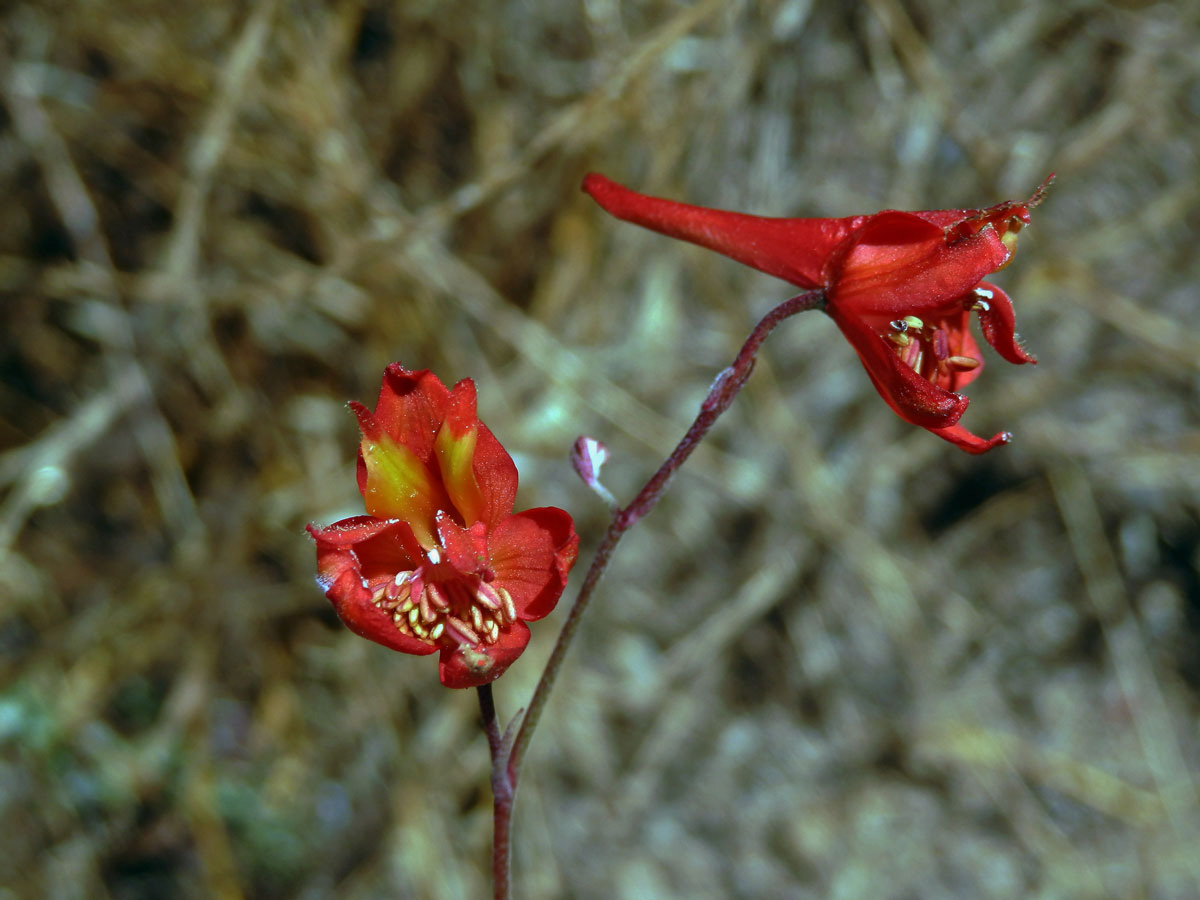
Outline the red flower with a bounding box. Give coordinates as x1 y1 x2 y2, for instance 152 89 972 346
307 364 578 688
582 173 1050 453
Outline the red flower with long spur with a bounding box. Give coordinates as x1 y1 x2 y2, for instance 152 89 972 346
582 173 1051 453
307 364 578 688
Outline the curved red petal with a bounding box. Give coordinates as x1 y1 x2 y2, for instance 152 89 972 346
371 364 452 463
434 379 488 525
352 365 454 542
830 312 969 429
434 378 518 528
306 535 437 656
488 507 578 621
828 216 1009 318
308 517 423 581
927 423 1012 454
973 282 1037 365
307 515 404 549
438 621 531 688
471 420 519 528
582 173 862 290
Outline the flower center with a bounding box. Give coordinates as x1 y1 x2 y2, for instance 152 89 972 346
885 312 980 385
366 565 517 649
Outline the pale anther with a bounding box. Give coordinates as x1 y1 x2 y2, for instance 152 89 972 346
499 587 516 624
420 592 437 623
386 577 411 602
446 616 479 644
429 622 445 641
426 582 450 612
475 582 502 611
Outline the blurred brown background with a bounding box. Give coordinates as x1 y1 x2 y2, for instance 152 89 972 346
2 1 1198 897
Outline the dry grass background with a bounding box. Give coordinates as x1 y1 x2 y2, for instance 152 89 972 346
1 0 1198 897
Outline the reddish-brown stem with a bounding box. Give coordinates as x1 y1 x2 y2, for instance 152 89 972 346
480 289 823 897
477 683 512 900
510 288 823 772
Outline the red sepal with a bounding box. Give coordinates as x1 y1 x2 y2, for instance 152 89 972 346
826 215 1009 318
582 173 863 290
488 507 579 621
307 520 437 656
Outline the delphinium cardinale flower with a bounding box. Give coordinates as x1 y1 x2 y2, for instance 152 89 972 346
308 364 578 688
582 173 1051 453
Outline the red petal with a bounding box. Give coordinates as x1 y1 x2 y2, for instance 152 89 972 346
471 421 518 528
488 507 579 621
973 281 1037 365
436 512 489 575
583 173 862 290
370 364 451 463
830 313 969 429
357 432 448 544
438 621 531 688
307 515 405 549
434 378 518 528
308 516 423 580
306 525 437 656
434 379 488 525
827 214 1010 318
353 365 451 501
927 423 1012 454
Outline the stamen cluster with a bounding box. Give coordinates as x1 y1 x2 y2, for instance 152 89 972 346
369 564 518 649
886 311 981 385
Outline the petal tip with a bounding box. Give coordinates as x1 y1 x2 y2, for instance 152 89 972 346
581 172 623 213
930 423 1013 454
